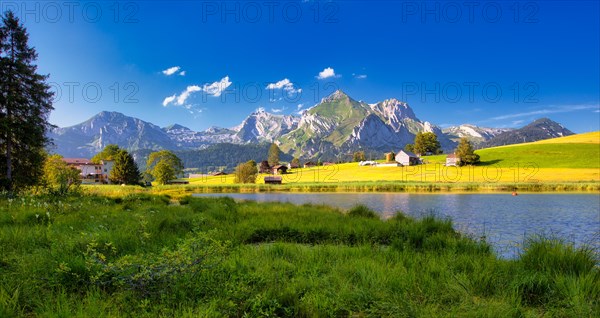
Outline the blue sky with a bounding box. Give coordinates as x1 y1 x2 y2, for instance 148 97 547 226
6 0 599 132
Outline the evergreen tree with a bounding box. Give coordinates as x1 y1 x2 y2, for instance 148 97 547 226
268 143 280 166
0 11 54 191
259 160 271 173
455 138 480 166
110 150 140 185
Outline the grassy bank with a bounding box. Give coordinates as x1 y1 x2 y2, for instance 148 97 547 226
0 193 598 316
83 181 600 200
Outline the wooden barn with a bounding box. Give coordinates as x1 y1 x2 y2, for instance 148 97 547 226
395 150 420 166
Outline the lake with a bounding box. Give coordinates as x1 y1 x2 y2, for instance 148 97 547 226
193 192 600 259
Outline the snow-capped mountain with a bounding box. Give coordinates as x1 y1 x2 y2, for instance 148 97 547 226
443 124 513 144
163 124 238 149
234 109 299 143
278 90 456 158
49 111 177 157
48 91 574 160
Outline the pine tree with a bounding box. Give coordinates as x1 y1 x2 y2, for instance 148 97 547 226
455 138 480 166
268 143 280 166
110 150 140 185
0 11 54 191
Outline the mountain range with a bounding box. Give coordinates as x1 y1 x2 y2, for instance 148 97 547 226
48 90 573 161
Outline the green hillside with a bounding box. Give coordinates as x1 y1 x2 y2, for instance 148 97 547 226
427 131 600 169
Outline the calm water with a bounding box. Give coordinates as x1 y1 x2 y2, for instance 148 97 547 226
194 192 600 258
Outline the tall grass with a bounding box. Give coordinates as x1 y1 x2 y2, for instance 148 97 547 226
0 194 597 316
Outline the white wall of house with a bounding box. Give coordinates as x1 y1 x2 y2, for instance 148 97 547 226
101 160 115 184
395 150 418 166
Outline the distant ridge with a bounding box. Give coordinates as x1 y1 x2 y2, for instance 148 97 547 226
48 92 574 160
482 118 574 148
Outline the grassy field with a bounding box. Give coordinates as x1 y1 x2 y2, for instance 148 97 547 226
1 193 598 317
184 131 600 186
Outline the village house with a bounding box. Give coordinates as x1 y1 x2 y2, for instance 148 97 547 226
271 165 288 175
304 161 317 168
62 158 114 184
395 150 420 166
446 154 460 166
288 162 300 169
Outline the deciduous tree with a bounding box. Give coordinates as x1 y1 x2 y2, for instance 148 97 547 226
353 151 366 162
234 160 258 184
413 132 442 155
42 154 81 195
91 144 121 163
146 150 183 184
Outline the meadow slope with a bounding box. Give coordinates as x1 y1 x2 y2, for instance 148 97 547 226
187 131 600 185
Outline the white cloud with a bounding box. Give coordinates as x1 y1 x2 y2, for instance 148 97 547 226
179 71 186 76
203 76 232 97
486 104 599 121
162 76 232 107
162 94 177 107
594 110 600 113
162 66 181 76
317 67 339 79
354 74 367 79
297 103 304 110
266 78 291 90
271 106 286 113
176 85 202 105
266 78 302 94
511 120 525 126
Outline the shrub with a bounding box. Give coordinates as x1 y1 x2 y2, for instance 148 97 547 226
347 205 378 219
518 236 596 276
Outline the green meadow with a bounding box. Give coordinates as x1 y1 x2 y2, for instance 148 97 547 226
1 194 598 317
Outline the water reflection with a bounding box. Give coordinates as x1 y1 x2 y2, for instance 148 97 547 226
193 192 600 259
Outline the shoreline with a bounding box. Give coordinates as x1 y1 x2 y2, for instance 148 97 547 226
83 181 600 198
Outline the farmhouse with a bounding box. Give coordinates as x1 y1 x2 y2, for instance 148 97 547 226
446 154 460 166
264 176 282 184
272 165 288 174
304 161 317 168
62 158 114 184
288 162 300 169
395 150 420 166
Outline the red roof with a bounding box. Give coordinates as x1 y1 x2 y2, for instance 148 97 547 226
447 154 457 159
62 158 92 165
